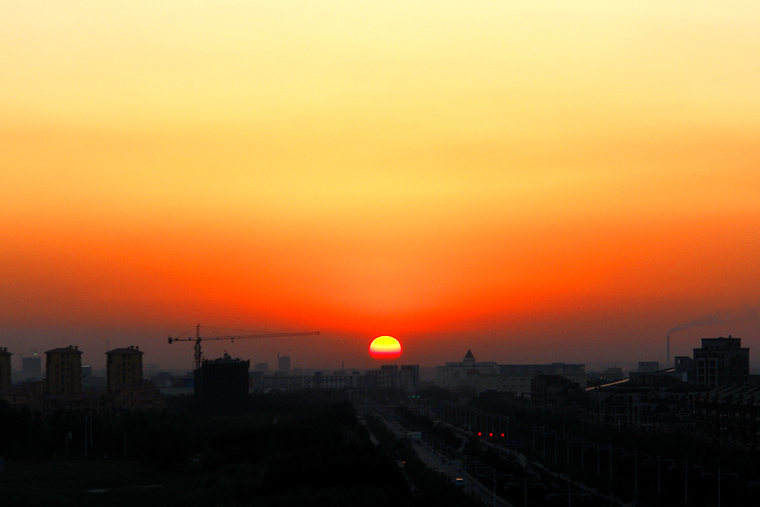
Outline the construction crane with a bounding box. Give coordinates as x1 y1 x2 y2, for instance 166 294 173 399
168 324 320 371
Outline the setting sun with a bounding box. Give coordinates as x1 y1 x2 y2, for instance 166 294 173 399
369 336 402 360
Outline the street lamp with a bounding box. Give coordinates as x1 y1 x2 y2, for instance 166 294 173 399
585 441 602 475
489 468 512 507
536 426 547 459
473 465 494 505
621 450 642 506
701 468 738 507
505 476 545 507
669 458 703 505
643 454 673 498
570 437 585 470
548 483 593 507
546 429 558 462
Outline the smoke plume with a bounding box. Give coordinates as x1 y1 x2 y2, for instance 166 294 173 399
669 306 760 334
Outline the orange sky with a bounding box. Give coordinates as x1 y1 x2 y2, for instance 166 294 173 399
2 1 760 370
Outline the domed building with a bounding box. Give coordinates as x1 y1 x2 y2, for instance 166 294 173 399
436 350 499 391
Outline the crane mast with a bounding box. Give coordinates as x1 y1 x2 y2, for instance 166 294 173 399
168 324 319 371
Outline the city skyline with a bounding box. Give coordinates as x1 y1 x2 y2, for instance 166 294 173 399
4 329 760 375
3 2 759 371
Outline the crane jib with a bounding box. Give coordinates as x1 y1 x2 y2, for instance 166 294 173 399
167 329 319 371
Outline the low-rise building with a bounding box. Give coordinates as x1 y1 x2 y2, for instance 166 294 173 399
589 375 707 430
436 350 500 391
435 351 585 399
694 384 760 449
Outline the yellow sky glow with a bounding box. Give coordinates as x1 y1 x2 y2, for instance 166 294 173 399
2 1 760 367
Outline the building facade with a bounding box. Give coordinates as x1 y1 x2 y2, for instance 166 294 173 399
1 344 164 413
694 384 760 450
0 347 11 393
45 346 83 395
693 336 749 388
436 350 500 390
436 351 585 399
107 346 144 391
196 353 250 412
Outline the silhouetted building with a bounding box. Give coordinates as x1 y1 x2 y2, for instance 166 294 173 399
22 355 42 382
46 346 82 395
107 346 144 391
364 364 420 392
591 376 706 430
0 347 11 393
278 355 291 372
531 374 587 411
104 346 163 410
400 364 420 392
365 365 398 390
693 336 749 388
196 353 250 413
637 361 659 373
1 345 163 413
254 362 269 372
436 350 499 390
673 356 693 382
305 370 364 390
436 351 585 398
493 363 586 397
256 370 306 392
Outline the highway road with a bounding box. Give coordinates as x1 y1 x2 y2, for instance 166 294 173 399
382 417 516 507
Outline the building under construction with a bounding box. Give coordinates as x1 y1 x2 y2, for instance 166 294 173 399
195 353 250 413
168 325 319 412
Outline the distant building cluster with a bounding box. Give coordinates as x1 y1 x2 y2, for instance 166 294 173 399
435 349 586 398
248 363 419 394
511 335 760 450
0 345 165 413
182 354 421 412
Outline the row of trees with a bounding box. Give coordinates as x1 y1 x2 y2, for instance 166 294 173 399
1 392 488 507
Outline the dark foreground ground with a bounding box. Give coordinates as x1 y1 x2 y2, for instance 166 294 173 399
0 393 477 507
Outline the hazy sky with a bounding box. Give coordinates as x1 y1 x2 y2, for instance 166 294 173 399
3 1 759 370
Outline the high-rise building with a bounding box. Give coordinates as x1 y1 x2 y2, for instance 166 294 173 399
196 353 250 413
278 355 291 372
106 346 144 391
0 347 12 392
45 346 83 395
693 336 749 388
